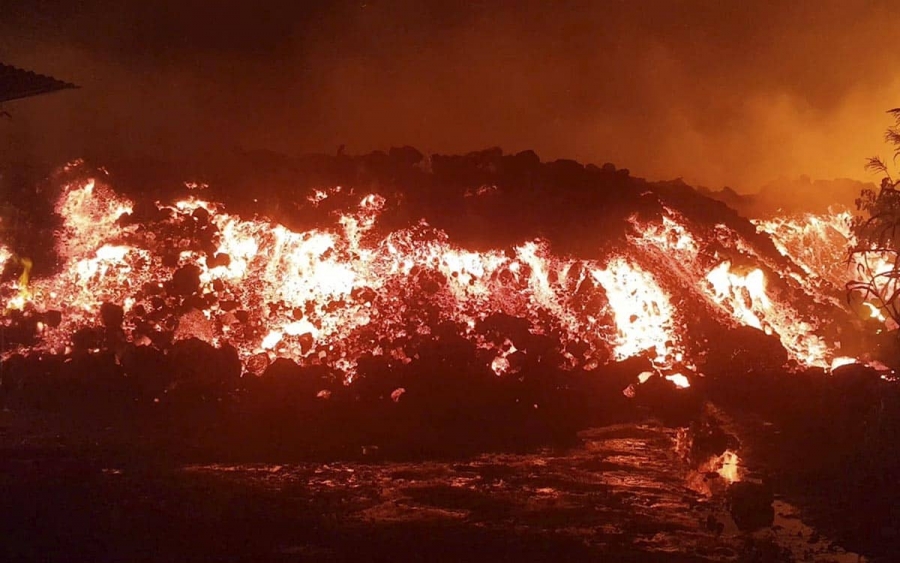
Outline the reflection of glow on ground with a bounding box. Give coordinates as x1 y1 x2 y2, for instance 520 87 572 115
183 423 861 560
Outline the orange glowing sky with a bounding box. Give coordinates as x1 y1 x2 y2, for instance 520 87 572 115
1 1 899 190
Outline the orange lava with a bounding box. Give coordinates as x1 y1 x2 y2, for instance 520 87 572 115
1 168 863 382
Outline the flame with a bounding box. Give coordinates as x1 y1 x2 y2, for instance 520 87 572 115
695 449 742 485
4 255 33 311
15 256 33 307
715 450 741 483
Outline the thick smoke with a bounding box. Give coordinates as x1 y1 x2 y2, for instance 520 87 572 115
1 0 899 190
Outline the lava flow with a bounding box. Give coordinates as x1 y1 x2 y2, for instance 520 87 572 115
755 210 896 328
0 162 870 389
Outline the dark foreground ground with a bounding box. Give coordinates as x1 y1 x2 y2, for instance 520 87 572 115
0 408 865 563
709 369 900 562
3 352 900 562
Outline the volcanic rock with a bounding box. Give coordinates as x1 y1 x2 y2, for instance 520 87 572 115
831 362 880 382
0 353 27 398
682 416 740 466
71 327 104 352
545 159 586 184
0 315 39 349
169 264 202 296
388 145 424 166
168 338 237 400
261 357 303 380
727 481 775 531
207 252 231 268
704 326 789 377
41 310 62 328
632 375 703 426
509 149 541 170
121 344 173 399
255 358 329 407
218 343 242 382
191 206 210 224
478 312 532 348
297 332 314 354
245 352 270 376
99 302 125 328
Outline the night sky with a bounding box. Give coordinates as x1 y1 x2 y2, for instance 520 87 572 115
2 0 899 189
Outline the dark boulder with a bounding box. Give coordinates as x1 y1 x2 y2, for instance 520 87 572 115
99 302 125 328
169 264 202 296
388 146 424 166
727 481 774 531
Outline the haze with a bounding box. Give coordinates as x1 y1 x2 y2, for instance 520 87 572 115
2 0 899 190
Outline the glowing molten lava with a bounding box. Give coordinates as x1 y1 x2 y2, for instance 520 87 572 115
756 210 897 331
706 262 770 330
591 259 679 365
0 168 859 384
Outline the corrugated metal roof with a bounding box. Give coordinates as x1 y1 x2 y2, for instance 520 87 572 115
0 63 77 103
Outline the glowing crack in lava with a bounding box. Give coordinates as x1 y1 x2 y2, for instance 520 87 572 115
0 170 855 383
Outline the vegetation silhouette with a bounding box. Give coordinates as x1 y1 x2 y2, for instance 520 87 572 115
848 108 900 328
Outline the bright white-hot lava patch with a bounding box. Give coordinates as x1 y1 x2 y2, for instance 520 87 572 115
0 245 11 283
591 259 679 365
705 262 770 330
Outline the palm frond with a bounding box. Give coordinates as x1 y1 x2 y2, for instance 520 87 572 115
885 129 900 146
865 156 888 175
